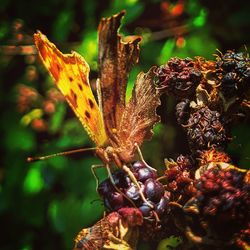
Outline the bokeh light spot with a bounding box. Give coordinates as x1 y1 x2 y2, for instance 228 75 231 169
23 164 44 194
176 36 186 48
193 9 207 27
157 236 182 250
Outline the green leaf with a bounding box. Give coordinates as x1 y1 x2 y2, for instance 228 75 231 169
5 125 35 152
52 10 74 42
78 31 98 70
158 39 176 64
53 121 89 149
193 9 207 27
126 66 141 102
153 123 165 136
0 22 8 39
47 156 68 171
48 195 103 249
157 236 182 250
62 157 102 196
104 0 144 24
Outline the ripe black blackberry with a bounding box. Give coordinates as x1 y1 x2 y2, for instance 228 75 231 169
98 162 168 215
98 161 171 239
185 106 228 151
216 50 250 98
155 57 202 99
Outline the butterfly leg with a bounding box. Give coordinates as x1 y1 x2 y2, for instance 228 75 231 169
134 143 157 171
122 164 154 209
91 164 105 192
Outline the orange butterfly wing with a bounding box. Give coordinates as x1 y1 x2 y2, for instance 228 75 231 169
34 31 107 146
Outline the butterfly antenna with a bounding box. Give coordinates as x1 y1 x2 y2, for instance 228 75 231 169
27 147 97 162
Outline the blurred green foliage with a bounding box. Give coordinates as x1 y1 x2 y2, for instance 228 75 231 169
157 236 182 250
0 0 249 249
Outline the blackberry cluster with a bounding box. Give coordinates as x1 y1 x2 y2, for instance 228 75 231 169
73 48 250 250
195 167 250 226
155 57 202 99
216 51 250 98
98 161 170 220
185 106 227 150
164 155 194 199
152 50 249 249
179 166 250 248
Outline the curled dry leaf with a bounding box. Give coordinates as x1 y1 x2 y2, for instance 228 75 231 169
73 208 143 250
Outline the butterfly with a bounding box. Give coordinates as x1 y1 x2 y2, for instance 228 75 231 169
33 11 160 203
73 208 143 250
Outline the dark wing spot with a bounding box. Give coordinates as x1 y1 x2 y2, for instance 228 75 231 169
73 92 77 102
56 63 61 71
88 99 94 109
66 90 78 109
78 83 83 91
50 62 61 82
68 76 73 82
85 111 91 119
37 42 47 60
80 73 88 85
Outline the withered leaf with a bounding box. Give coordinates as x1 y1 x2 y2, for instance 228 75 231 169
73 210 141 250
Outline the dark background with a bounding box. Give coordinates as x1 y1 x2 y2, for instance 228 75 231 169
0 0 250 249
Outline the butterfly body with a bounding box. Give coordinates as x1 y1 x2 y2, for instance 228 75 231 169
95 145 134 169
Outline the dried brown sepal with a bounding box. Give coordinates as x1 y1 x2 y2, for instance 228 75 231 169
234 227 250 250
73 208 142 250
198 148 231 166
